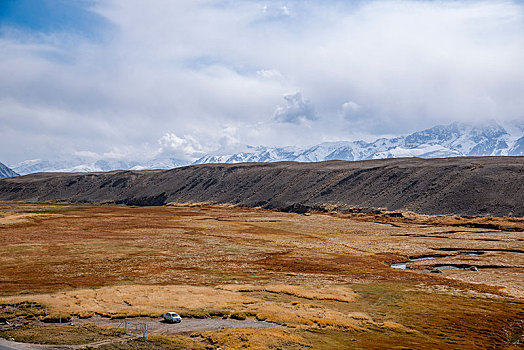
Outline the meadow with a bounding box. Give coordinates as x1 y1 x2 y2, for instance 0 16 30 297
0 202 522 349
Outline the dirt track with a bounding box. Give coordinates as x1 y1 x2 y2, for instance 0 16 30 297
0 317 280 350
75 316 279 335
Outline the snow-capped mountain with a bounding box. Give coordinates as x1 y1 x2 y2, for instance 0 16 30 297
9 121 524 175
13 157 186 176
0 162 18 178
194 122 523 164
196 146 301 164
509 136 524 156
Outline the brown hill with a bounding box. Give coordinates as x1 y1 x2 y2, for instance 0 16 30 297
0 157 523 217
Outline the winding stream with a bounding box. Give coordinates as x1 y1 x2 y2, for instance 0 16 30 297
391 251 484 270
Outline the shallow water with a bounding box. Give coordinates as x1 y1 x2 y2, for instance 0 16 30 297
391 256 439 269
391 251 484 270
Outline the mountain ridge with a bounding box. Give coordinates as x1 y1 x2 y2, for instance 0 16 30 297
0 162 18 178
1 157 523 217
10 121 524 175
195 122 522 165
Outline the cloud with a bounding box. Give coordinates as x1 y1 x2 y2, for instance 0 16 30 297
273 92 317 124
158 133 208 161
256 69 283 80
0 0 523 164
341 101 362 119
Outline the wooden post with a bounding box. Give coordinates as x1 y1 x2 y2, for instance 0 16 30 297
59 313 62 325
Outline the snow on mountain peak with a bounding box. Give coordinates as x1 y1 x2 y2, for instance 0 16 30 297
193 121 522 165
0 162 18 178
9 122 524 175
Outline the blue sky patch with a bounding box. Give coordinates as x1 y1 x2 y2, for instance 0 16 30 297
0 0 110 39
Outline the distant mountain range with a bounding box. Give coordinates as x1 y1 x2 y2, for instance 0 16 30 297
0 162 18 178
195 122 524 164
8 121 524 175
12 157 185 176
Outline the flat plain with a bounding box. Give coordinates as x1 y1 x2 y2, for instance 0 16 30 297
0 202 523 349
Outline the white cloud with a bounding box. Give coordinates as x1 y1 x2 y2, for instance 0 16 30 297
0 0 523 164
273 92 317 123
256 69 283 80
158 133 208 161
341 101 361 119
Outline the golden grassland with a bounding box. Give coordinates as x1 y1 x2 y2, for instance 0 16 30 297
0 202 523 349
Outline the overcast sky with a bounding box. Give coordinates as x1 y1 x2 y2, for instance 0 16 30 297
1 0 523 164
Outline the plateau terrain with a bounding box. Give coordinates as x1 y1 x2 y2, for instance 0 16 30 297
0 202 522 349
2 0 523 348
0 157 523 217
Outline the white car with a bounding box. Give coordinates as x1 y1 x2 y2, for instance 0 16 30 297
163 312 182 323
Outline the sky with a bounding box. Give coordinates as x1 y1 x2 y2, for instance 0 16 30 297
1 0 523 165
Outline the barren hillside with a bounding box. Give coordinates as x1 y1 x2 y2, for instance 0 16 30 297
1 157 523 217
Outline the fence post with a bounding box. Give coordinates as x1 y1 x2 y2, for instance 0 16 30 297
145 323 148 340
124 321 127 335
59 313 61 325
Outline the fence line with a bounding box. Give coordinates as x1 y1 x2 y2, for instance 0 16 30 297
119 320 148 340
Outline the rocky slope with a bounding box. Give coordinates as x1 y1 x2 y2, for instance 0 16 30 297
0 162 18 178
1 157 523 217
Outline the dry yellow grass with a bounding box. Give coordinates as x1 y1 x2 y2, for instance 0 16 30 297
196 327 312 349
220 284 357 302
1 284 373 331
1 285 254 318
0 203 523 348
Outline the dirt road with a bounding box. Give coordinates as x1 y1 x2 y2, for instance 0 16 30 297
75 316 280 335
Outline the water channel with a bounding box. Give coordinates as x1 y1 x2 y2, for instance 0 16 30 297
391 251 484 270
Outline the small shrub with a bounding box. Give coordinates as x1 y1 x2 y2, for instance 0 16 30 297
208 310 230 318
255 314 268 321
230 312 247 320
42 313 72 323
